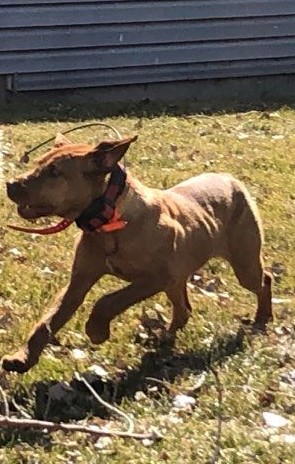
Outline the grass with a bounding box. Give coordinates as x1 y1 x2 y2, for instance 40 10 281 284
0 100 295 463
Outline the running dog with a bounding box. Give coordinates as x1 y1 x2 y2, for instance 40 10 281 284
2 134 272 373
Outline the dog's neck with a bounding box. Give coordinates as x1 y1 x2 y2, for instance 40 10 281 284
75 165 155 233
75 164 128 233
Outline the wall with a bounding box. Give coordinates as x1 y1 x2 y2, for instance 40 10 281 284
0 0 295 93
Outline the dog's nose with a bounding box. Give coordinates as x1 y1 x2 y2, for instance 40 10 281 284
6 181 22 200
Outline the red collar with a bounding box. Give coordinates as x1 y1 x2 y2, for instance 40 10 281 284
75 164 127 233
8 165 127 236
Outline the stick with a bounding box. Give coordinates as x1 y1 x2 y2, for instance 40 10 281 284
11 398 32 419
206 367 223 464
0 415 162 441
74 372 134 433
0 386 9 417
145 377 178 394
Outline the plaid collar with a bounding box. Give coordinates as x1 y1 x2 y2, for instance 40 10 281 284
75 164 127 233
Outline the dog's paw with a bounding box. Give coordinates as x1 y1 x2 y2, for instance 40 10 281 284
1 351 31 374
251 322 268 334
85 320 110 345
252 314 273 333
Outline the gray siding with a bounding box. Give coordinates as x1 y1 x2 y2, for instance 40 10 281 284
0 0 295 92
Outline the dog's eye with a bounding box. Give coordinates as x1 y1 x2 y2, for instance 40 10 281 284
48 165 60 178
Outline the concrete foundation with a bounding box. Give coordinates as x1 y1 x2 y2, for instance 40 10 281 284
2 74 295 112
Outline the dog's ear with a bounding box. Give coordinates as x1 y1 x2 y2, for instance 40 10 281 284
54 133 72 148
88 136 138 172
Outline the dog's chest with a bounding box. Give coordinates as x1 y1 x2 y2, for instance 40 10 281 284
102 233 144 280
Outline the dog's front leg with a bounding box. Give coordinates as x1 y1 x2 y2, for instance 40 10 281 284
2 236 106 373
86 276 167 344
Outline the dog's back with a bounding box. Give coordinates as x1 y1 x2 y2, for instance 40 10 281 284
169 172 258 226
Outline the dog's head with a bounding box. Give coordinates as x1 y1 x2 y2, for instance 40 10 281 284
6 134 137 220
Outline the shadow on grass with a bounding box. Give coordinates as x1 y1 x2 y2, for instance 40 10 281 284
2 92 295 125
33 326 245 421
1 326 245 446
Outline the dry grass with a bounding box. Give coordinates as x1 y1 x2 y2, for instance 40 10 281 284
0 101 294 463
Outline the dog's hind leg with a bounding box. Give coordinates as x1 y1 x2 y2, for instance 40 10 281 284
166 281 192 333
254 270 273 326
227 213 273 327
85 276 168 345
230 252 273 325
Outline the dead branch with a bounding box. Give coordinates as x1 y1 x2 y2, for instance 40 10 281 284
0 385 9 417
74 372 134 433
206 366 223 464
0 415 162 441
11 398 32 419
145 376 178 394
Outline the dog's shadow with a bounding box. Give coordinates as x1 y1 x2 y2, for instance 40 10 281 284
28 326 246 422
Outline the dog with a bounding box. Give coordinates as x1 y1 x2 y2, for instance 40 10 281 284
2 134 272 373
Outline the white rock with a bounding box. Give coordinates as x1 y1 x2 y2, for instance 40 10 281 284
88 364 108 378
71 349 87 360
94 436 113 449
135 391 147 401
272 298 292 304
142 438 154 447
262 411 290 428
8 248 22 257
173 394 196 410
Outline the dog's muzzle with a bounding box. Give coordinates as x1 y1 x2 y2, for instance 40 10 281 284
6 181 23 202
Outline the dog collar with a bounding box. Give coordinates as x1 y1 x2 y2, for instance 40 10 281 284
75 164 127 233
8 164 127 235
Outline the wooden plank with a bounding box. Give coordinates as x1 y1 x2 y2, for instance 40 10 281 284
1 1 295 28
1 38 295 73
1 16 295 51
13 57 295 91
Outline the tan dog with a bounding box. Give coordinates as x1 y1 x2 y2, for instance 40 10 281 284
2 134 272 373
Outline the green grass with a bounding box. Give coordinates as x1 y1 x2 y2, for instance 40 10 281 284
0 101 295 463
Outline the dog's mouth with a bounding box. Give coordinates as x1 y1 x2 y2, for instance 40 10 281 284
9 203 74 235
17 204 54 220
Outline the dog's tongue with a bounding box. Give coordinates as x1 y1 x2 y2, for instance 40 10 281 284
7 218 73 235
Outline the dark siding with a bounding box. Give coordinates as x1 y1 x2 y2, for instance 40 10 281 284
0 0 295 91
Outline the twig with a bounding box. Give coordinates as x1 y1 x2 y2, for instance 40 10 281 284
0 386 9 417
207 367 223 464
21 122 122 162
74 372 134 433
0 415 161 441
236 110 260 116
145 377 178 394
11 398 32 419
